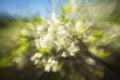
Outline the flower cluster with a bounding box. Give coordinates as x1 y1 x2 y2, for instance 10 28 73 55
27 0 113 72
29 11 89 72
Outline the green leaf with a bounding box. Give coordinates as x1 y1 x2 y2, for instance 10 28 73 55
97 49 111 58
93 30 103 37
65 4 72 13
0 43 29 67
40 48 47 55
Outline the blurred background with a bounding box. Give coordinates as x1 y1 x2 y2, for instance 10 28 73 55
0 0 120 80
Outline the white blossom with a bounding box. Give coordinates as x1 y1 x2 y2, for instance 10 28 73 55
40 34 54 49
36 26 44 34
45 64 51 72
34 39 41 49
86 58 96 65
34 59 40 65
52 12 61 24
30 52 42 61
61 52 67 57
45 58 59 72
68 42 79 56
75 21 83 33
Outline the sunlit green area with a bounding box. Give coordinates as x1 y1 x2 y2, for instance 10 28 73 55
0 0 120 80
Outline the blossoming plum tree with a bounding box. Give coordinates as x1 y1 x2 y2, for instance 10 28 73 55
0 0 120 80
